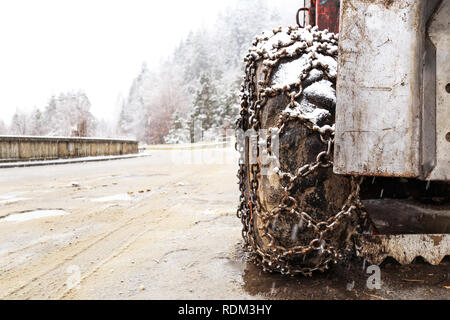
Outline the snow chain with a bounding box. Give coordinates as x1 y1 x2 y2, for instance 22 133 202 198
236 25 370 276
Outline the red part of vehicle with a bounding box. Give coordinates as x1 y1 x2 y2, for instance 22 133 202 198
300 0 340 34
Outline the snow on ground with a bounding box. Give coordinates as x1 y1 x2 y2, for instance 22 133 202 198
0 153 148 169
2 209 68 223
0 193 30 206
91 194 133 203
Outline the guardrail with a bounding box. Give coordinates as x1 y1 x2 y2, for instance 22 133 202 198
0 135 138 162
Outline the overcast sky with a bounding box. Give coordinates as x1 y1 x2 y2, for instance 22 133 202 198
0 0 298 124
0 0 241 123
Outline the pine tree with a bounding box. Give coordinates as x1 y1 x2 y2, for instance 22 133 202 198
44 95 57 131
115 0 290 144
0 119 7 135
118 63 154 141
10 110 28 135
29 108 45 136
164 111 190 144
190 73 219 133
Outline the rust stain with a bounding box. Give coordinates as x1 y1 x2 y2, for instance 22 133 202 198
429 235 443 246
383 0 394 9
354 0 394 8
359 86 393 91
343 170 419 178
363 235 384 245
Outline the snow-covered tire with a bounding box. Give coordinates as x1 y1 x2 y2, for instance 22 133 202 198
240 26 365 275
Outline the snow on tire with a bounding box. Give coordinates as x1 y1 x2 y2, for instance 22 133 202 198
238 26 367 275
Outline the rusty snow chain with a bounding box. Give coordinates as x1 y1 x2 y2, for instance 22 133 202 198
236 25 370 276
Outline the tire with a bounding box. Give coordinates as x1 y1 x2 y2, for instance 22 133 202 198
238 26 366 275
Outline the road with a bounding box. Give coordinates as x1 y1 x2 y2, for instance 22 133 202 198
0 149 448 300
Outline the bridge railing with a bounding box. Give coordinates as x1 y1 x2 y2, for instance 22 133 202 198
0 135 139 162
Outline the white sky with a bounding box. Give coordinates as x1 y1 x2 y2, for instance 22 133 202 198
0 0 239 123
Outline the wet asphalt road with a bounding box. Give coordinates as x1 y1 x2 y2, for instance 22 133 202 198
0 149 448 300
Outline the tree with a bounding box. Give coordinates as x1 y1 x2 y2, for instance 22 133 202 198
43 95 57 132
217 76 241 130
117 0 289 144
143 75 187 144
0 119 7 135
164 111 190 144
29 108 45 136
10 110 28 135
96 118 115 138
190 73 219 133
42 91 96 137
118 63 155 141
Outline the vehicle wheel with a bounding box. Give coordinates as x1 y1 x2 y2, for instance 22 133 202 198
236 26 370 276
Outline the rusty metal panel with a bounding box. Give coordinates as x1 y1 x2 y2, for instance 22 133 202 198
428 1 450 181
357 234 449 265
356 198 450 265
334 0 442 179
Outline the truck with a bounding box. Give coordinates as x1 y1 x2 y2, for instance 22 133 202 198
236 0 449 276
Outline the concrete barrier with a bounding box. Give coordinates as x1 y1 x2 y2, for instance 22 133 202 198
0 136 138 162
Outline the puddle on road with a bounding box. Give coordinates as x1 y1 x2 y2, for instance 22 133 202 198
91 194 133 202
235 244 450 300
1 209 68 223
236 254 381 300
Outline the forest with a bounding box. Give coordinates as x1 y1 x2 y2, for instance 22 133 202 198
0 0 295 144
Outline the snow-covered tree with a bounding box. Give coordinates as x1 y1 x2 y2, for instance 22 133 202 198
144 71 187 144
118 63 156 141
164 111 190 144
10 109 29 135
217 76 241 130
42 91 96 137
190 73 219 132
0 0 297 141
95 119 116 138
158 0 282 143
0 120 7 135
29 108 45 136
